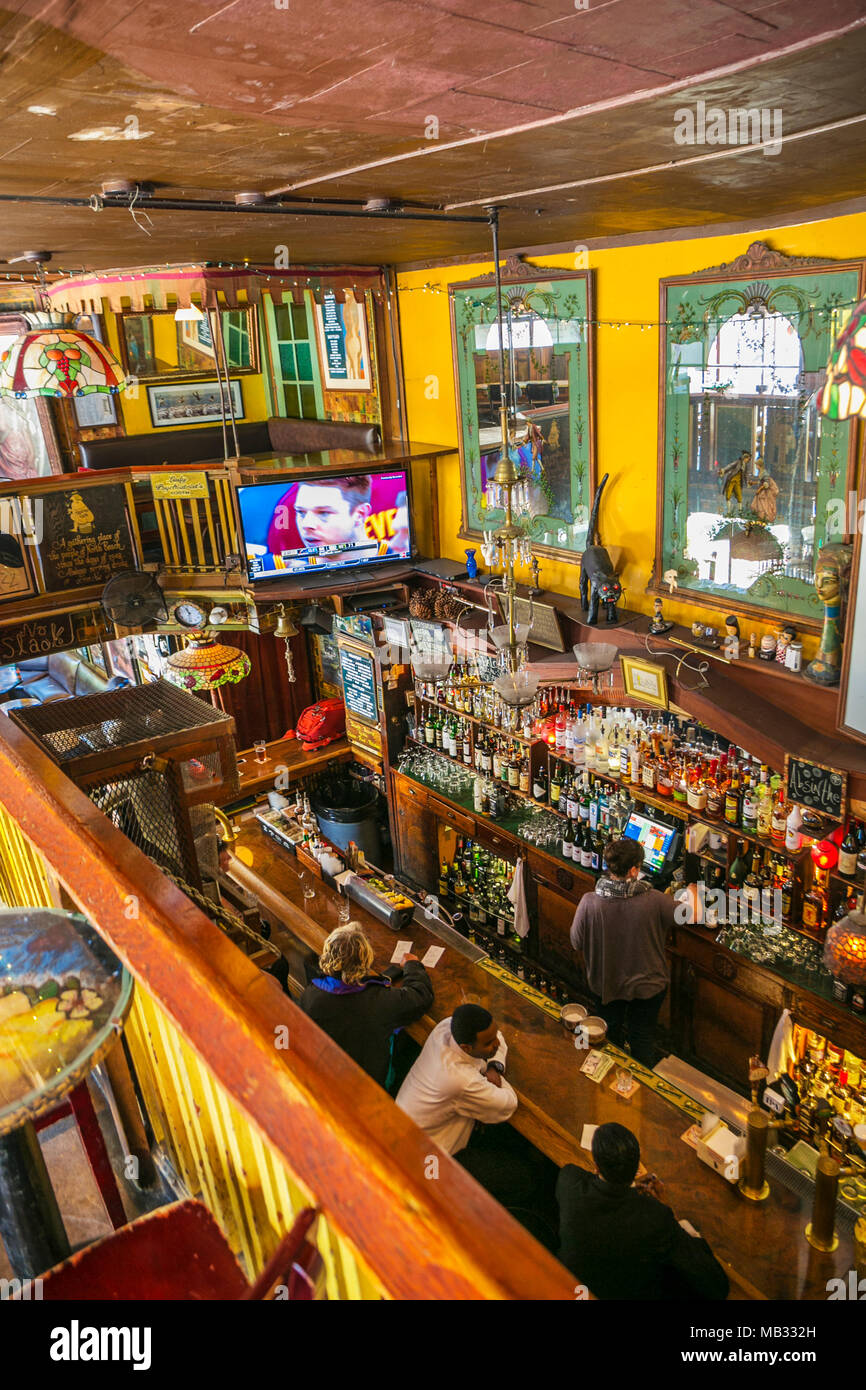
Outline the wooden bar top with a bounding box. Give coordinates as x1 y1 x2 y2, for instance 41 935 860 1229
229 817 855 1301
221 737 352 803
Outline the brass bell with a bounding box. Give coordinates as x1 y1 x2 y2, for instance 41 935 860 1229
273 604 298 639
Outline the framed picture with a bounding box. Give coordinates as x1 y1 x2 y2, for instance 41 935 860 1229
74 392 118 429
314 291 372 392
119 307 258 382
449 265 595 563
0 501 36 602
654 241 864 628
34 482 136 593
147 379 244 428
619 655 670 709
495 593 564 651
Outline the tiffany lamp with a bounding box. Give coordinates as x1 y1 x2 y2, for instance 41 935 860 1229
0 327 127 399
820 299 866 419
165 636 251 708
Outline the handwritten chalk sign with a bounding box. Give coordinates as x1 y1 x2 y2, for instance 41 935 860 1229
784 755 847 820
0 614 74 664
37 484 134 592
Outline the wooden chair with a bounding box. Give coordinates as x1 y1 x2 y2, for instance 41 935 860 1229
36 1200 322 1300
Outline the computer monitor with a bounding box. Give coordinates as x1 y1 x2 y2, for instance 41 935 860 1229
623 812 680 876
238 468 412 582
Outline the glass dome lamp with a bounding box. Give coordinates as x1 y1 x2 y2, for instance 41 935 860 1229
824 901 866 987
409 645 452 684
493 666 540 708
490 621 530 650
573 642 619 693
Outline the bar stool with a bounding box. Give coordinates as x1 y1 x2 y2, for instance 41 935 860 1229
35 1201 322 1300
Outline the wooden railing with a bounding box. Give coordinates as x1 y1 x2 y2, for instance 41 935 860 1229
0 717 574 1300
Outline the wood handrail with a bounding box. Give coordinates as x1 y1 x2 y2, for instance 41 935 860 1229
0 717 574 1300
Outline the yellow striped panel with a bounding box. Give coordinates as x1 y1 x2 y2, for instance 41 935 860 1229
0 805 58 908
126 988 385 1299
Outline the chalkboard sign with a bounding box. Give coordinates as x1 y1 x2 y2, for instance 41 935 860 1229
784 754 847 820
0 613 74 664
338 641 379 725
37 484 134 592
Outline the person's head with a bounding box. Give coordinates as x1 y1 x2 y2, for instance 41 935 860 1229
451 1003 500 1060
591 1122 641 1188
604 837 644 881
293 476 372 548
318 922 374 985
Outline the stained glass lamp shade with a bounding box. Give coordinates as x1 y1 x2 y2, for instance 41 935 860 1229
824 906 866 987
164 637 251 693
0 328 127 399
820 299 866 419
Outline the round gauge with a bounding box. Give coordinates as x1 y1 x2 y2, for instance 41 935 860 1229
173 600 207 630
208 606 229 625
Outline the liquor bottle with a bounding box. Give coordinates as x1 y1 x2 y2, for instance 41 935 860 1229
508 747 520 790
756 780 773 839
424 710 435 746
778 858 794 921
607 725 621 779
656 751 672 798
770 787 787 848
785 803 802 853
579 823 594 870
741 774 757 833
578 776 591 823
550 761 562 810
802 868 829 936
588 779 600 832
839 822 858 878
439 859 450 897
590 830 602 873
462 723 472 766
705 760 723 819
562 816 575 860
532 764 547 802
729 840 749 888
686 761 707 812
857 823 866 883
743 848 762 920
725 768 741 826
555 703 567 752
566 772 580 822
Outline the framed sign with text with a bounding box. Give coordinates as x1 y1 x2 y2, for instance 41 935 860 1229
35 483 135 593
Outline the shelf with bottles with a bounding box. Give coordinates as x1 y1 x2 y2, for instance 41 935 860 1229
766 1025 866 1170
414 690 537 747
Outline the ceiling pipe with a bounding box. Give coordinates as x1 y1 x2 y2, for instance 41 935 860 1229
0 191 489 224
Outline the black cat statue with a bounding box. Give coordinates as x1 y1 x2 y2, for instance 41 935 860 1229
579 472 622 625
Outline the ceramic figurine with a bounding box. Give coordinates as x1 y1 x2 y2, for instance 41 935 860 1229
465 548 479 580
752 468 780 525
748 632 757 658
723 615 740 660
805 543 853 686
775 624 795 666
649 596 673 634
528 555 542 596
759 633 777 661
719 450 753 516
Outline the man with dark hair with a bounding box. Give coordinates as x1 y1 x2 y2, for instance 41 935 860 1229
557 1122 729 1300
266 474 378 563
570 836 676 1067
396 1004 516 1155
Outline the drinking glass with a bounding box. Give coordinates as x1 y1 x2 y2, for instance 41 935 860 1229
254 740 268 765
338 897 352 924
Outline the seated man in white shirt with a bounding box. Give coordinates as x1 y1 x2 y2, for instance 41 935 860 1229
396 1003 517 1157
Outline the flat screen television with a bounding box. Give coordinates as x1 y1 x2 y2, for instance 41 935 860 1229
238 468 412 582
623 812 680 876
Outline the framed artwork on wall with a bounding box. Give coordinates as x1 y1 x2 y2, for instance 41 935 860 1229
147 378 244 427
654 241 865 629
314 291 372 392
449 262 595 563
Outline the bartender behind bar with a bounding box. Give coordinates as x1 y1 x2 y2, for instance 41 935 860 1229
570 838 676 1068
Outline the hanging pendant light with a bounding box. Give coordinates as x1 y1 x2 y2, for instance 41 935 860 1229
164 635 251 693
0 325 128 399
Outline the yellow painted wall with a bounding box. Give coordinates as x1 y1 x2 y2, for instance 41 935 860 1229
398 212 866 658
103 307 269 435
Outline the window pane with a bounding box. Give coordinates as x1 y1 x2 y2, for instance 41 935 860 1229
295 341 313 379
273 303 291 339
291 303 308 338
300 385 317 417
279 343 296 379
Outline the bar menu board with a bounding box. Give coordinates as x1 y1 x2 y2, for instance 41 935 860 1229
338 640 379 725
37 483 135 592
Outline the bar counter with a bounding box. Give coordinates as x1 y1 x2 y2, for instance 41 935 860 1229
229 816 855 1300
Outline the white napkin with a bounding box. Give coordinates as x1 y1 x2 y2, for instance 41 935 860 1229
507 857 531 939
767 1007 796 1081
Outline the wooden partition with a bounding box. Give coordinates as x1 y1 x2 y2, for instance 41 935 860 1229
0 718 574 1301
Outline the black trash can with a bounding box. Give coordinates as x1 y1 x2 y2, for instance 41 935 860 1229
310 778 382 863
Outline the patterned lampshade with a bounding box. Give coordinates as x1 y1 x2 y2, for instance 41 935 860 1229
164 637 251 693
0 328 127 399
820 298 866 419
823 908 866 987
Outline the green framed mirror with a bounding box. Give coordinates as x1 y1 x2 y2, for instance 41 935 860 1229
449 264 595 560
655 242 864 626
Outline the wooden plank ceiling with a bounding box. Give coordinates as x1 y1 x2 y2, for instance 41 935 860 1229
0 0 864 269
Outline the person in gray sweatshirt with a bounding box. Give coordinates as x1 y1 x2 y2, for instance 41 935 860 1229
570 837 676 1067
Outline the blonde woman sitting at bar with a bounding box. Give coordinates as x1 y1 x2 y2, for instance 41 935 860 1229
299 922 433 1091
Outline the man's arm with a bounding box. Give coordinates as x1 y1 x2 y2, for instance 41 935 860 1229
453 1068 518 1125
659 1207 730 1300
570 897 588 953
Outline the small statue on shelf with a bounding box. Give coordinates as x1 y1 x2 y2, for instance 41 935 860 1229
805 543 853 686
649 595 673 635
528 555 542 596
464 548 479 581
775 624 796 666
719 449 753 516
723 615 740 660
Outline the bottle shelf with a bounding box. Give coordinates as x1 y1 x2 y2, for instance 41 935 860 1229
415 692 536 746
